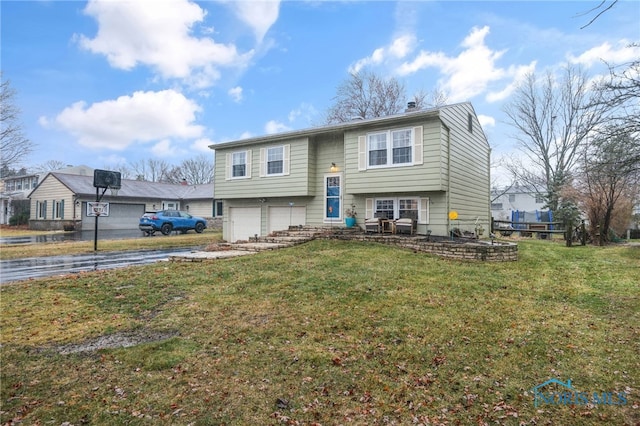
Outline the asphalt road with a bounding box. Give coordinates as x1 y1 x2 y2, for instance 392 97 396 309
0 228 145 245
0 228 207 284
0 248 198 285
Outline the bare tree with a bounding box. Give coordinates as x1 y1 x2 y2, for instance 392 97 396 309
177 154 214 184
410 88 449 110
33 160 67 173
325 70 406 123
574 129 639 244
1 74 34 171
592 48 640 170
129 159 172 182
578 0 619 29
502 65 607 216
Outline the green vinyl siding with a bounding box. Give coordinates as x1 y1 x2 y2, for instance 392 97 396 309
439 103 490 227
215 137 312 199
345 119 447 194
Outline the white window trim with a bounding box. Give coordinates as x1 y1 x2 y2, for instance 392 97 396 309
365 196 429 224
359 126 423 171
226 150 252 180
260 144 290 177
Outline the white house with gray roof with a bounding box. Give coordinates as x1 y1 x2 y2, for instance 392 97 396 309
28 171 215 231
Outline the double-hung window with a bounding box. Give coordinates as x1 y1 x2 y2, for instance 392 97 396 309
267 146 284 175
392 129 412 164
260 144 290 177
361 127 421 169
232 152 247 177
368 133 388 166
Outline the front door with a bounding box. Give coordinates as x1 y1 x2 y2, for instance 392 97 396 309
325 174 341 223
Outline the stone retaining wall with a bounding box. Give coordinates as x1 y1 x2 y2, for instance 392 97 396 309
324 233 518 262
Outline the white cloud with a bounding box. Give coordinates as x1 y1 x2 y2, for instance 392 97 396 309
477 114 495 128
485 62 537 103
49 89 204 150
227 0 280 42
151 139 179 157
349 34 416 73
264 120 290 134
568 40 640 67
287 102 318 125
398 26 516 102
228 86 243 103
191 137 215 153
239 131 253 140
76 0 254 88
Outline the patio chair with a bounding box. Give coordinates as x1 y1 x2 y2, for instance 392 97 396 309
365 217 381 233
395 218 414 235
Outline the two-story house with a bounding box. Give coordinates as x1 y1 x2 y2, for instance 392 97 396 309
211 102 490 242
0 172 39 225
490 183 548 221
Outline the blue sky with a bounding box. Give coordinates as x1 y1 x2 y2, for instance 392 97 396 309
2 1 639 183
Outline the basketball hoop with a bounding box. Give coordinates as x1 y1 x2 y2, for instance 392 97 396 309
109 187 119 197
93 204 105 216
87 202 109 217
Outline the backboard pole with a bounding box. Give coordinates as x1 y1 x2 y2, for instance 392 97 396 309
94 186 108 251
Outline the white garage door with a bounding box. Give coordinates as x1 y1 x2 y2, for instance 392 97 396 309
81 203 145 230
228 207 261 242
268 206 306 234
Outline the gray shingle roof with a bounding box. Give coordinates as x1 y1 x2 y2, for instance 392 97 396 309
50 172 214 200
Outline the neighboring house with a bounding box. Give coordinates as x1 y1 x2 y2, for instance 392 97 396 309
491 184 547 221
211 102 490 242
0 172 39 225
0 165 93 225
28 171 215 231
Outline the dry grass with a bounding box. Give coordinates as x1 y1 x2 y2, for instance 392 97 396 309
1 239 638 425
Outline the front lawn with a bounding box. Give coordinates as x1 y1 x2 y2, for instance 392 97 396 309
1 240 638 425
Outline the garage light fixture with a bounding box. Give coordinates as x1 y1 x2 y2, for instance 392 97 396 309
330 162 338 172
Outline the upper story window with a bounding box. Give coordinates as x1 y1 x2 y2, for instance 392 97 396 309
535 194 545 204
359 126 423 170
509 194 516 202
232 152 247 177
267 146 284 175
368 128 413 167
226 150 251 179
260 144 290 177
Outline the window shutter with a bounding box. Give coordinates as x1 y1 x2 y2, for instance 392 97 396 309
259 148 266 177
413 126 423 165
365 198 374 219
358 136 367 171
283 144 290 175
225 153 231 180
245 150 252 178
44 200 47 219
419 198 429 224
61 200 65 219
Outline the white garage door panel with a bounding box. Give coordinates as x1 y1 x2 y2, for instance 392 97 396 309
229 207 261 242
81 203 145 230
268 206 306 234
